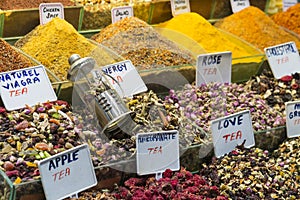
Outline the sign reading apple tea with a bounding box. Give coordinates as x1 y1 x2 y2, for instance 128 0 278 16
0 65 57 111
111 6 133 24
211 110 255 158
230 0 250 13
285 100 300 138
264 41 300 79
170 0 191 16
39 3 64 25
136 130 179 176
92 60 147 97
196 51 232 86
38 144 97 200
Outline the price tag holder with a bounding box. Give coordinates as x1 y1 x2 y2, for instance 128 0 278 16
92 60 147 98
211 110 255 158
111 6 134 24
39 3 64 25
283 0 297 11
285 100 300 138
196 51 232 86
38 144 97 200
264 41 300 79
0 65 57 111
230 0 250 13
170 0 191 16
136 130 180 176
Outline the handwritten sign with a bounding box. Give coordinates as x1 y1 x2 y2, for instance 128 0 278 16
264 41 300 79
283 0 297 11
211 110 255 158
285 100 300 138
38 144 97 200
111 6 133 24
170 0 191 16
39 3 64 25
196 51 232 86
230 0 250 13
92 60 147 97
136 130 179 175
0 65 57 111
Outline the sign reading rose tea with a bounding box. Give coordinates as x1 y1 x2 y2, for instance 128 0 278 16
196 51 232 86
230 0 250 13
0 65 57 111
170 0 191 16
111 6 134 23
285 100 300 138
38 144 97 200
136 130 179 176
264 41 300 79
211 110 255 158
39 3 64 25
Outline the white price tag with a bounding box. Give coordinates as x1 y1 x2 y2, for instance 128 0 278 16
170 0 191 16
283 0 297 11
39 3 64 25
136 130 180 176
285 100 300 138
111 6 134 24
0 65 57 111
38 144 97 200
211 110 255 158
230 0 250 13
92 60 147 98
196 51 232 86
264 41 300 79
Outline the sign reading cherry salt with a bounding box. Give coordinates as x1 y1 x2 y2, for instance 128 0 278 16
38 144 97 200
136 130 179 176
264 41 300 79
230 0 250 13
211 110 255 158
196 51 232 86
92 60 147 97
283 0 297 11
111 6 133 24
39 3 64 25
285 100 300 138
170 0 191 16
0 65 57 111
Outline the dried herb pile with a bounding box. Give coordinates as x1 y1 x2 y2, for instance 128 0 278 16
0 0 74 10
215 6 300 51
91 17 196 70
0 39 33 72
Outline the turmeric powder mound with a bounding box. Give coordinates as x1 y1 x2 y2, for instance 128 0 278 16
156 12 262 60
15 18 97 81
271 3 300 36
215 6 300 51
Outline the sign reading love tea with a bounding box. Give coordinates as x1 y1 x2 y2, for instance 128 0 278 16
211 110 255 158
111 6 134 23
286 100 300 138
39 3 64 25
0 65 57 111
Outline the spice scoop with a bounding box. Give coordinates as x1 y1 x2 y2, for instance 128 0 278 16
68 54 136 139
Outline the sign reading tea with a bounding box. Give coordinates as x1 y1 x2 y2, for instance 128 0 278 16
0 65 57 111
39 3 64 25
111 6 134 23
286 100 300 138
211 110 255 158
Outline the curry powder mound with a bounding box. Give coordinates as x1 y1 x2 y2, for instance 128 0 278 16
215 6 300 52
15 18 97 81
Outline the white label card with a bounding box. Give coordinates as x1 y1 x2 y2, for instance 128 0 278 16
211 110 255 158
230 0 250 13
0 65 57 111
196 51 232 86
136 130 180 176
39 3 64 25
283 0 298 11
285 100 300 138
170 0 191 16
92 60 147 98
38 144 97 200
264 41 300 79
111 6 134 24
